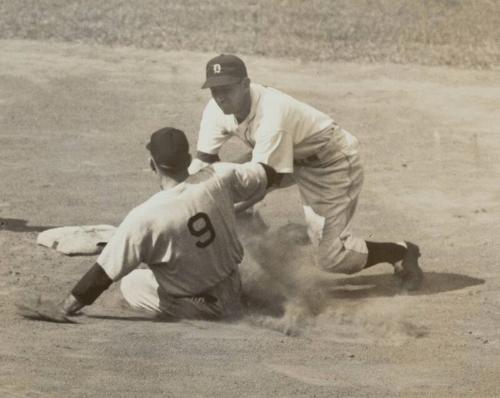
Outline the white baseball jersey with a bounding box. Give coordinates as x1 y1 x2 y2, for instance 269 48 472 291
197 83 335 173
97 162 267 297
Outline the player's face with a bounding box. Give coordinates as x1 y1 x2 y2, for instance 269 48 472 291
210 79 250 118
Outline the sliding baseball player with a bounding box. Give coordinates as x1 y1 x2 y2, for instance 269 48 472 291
53 127 276 320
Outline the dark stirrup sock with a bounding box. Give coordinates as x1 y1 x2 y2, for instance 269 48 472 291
364 241 407 268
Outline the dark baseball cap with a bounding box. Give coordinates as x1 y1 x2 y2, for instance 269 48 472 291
146 127 191 171
201 54 247 89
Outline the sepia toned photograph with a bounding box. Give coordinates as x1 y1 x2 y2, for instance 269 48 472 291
1 1 499 396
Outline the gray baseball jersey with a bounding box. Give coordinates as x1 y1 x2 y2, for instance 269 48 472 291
97 162 267 297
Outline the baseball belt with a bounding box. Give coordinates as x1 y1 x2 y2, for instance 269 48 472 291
167 268 237 304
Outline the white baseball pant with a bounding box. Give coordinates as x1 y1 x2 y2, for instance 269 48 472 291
294 127 368 274
120 268 242 320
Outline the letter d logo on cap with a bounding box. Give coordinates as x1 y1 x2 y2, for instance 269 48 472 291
213 64 222 74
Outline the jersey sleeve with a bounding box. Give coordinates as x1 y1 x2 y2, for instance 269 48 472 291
96 209 149 281
251 129 294 174
215 162 268 204
197 99 231 155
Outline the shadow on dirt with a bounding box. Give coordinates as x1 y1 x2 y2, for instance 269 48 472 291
328 271 485 299
241 271 485 318
0 218 54 233
39 271 480 324
85 314 158 322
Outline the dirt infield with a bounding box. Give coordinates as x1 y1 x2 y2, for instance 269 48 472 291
1 40 500 397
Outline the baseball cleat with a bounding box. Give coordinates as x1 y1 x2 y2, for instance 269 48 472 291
400 241 423 291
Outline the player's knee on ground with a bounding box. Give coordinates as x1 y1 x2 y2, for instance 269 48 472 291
317 256 362 274
317 237 367 275
120 269 162 313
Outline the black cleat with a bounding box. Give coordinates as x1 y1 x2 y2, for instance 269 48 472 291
400 242 423 291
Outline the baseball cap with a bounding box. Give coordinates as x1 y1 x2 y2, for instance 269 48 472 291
146 127 191 171
201 54 247 89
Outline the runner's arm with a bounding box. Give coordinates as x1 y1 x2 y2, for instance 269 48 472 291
61 262 113 315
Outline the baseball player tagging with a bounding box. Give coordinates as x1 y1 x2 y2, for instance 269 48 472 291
191 54 423 290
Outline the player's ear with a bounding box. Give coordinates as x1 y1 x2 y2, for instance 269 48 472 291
149 158 156 172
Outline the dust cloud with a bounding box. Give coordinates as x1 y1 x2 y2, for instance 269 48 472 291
237 214 428 342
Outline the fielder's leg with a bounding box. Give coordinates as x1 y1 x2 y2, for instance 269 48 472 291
295 135 368 274
295 129 423 289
